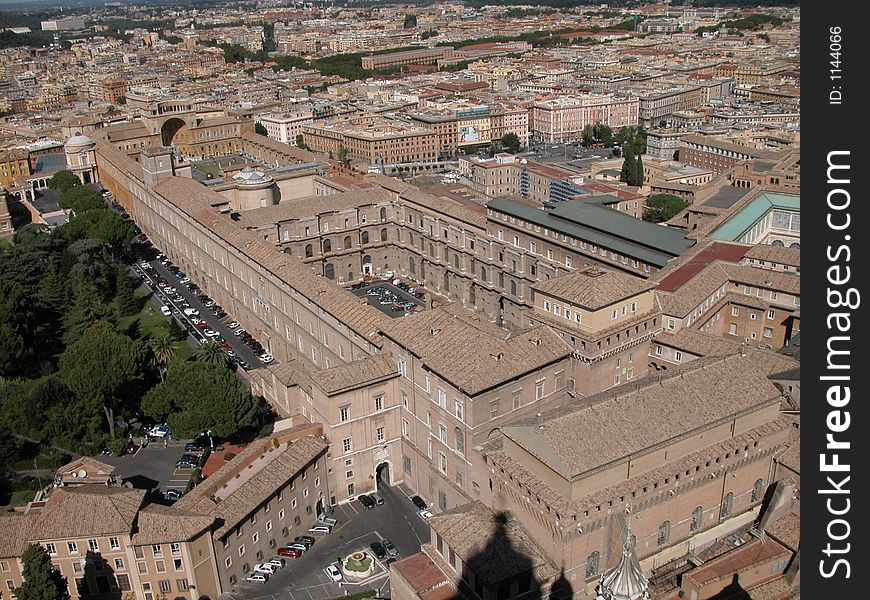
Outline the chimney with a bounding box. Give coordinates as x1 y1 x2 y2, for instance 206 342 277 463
490 352 503 361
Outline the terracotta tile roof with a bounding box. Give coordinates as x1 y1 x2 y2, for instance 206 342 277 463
56 456 116 484
765 513 799 552
654 330 799 376
742 245 800 267
488 419 788 517
239 131 330 168
309 353 397 396
131 505 215 546
684 538 790 589
392 553 452 596
427 501 557 585
28 487 145 541
748 578 799 600
175 435 328 539
380 305 572 396
719 263 800 296
237 188 392 229
533 266 656 310
0 512 36 558
656 262 731 317
367 175 487 229
501 354 781 480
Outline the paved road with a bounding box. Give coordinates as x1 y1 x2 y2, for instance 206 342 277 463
228 484 430 600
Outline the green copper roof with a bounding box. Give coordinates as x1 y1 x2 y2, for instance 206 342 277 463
710 192 800 241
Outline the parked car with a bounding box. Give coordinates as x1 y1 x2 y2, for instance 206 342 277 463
175 460 196 469
369 541 386 559
419 509 433 519
245 573 268 583
227 321 240 329
358 494 375 510
260 354 274 364
179 454 200 464
411 495 427 510
382 539 398 557
317 514 337 526
323 565 343 582
150 424 171 438
203 329 219 337
277 547 303 558
160 306 172 316
183 308 200 316
308 525 332 534
286 543 307 552
252 563 276 575
293 536 314 548
265 558 285 569
370 492 384 505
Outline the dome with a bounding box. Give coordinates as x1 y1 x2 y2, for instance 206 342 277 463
232 167 272 185
65 134 95 148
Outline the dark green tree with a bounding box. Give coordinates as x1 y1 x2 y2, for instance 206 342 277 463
0 281 35 376
14 544 70 600
501 132 521 153
58 186 104 214
59 326 142 439
48 170 81 193
192 341 229 369
295 134 307 149
634 152 644 187
581 124 594 145
644 193 689 223
254 122 268 136
620 151 636 185
141 361 257 439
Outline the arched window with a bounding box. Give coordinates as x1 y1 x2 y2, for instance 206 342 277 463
304 244 313 258
283 247 293 256
361 231 369 244
409 257 416 274
380 228 388 242
789 242 800 249
771 239 785 247
429 243 435 256
380 207 387 221
510 280 517 296
721 492 733 520
363 255 372 265
454 254 460 270
480 266 487 282
657 521 670 546
752 479 764 503
455 429 464 454
690 506 703 532
409 233 414 246
469 285 476 305
324 263 335 280
443 272 450 292
323 239 332 253
344 236 352 249
585 552 599 578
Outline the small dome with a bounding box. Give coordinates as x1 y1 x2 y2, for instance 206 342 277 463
232 167 272 185
65 134 95 148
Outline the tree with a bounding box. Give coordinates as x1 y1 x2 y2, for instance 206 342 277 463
634 152 644 187
254 122 268 136
581 124 594 145
193 341 229 369
141 361 257 439
58 186 104 214
14 544 70 600
644 193 689 223
501 132 521 153
149 334 179 381
59 327 142 439
620 151 636 185
48 170 81 193
295 134 307 149
337 146 351 168
0 281 35 376
404 14 417 29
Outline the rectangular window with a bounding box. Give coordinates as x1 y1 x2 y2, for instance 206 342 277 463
45 543 56 555
156 561 165 573
238 545 245 556
375 395 384 411
397 358 407 377
439 452 447 473
437 388 446 409
343 437 352 453
729 323 737 335
455 401 464 422
88 539 99 552
763 327 774 338
376 426 385 442
68 542 78 554
170 543 181 556
535 380 545 400
767 310 775 320
402 419 410 437
667 318 676 331
675 351 682 362
114 558 124 570
173 558 183 572
109 537 120 550
117 575 131 592
732 306 739 316
339 405 350 422
159 580 171 594
347 483 355 496
176 579 188 592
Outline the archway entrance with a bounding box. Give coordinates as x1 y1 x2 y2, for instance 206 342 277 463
376 462 391 486
161 117 190 146
316 497 324 516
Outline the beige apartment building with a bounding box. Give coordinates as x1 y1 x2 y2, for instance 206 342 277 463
361 47 454 70
302 118 438 165
531 95 639 143
0 428 331 600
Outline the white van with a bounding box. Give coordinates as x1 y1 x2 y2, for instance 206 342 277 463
370 492 385 506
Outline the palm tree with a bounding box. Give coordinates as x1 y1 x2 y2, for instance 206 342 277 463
150 333 179 380
193 341 229 369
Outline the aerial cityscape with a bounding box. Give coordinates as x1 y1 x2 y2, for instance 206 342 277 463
0 2 801 600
